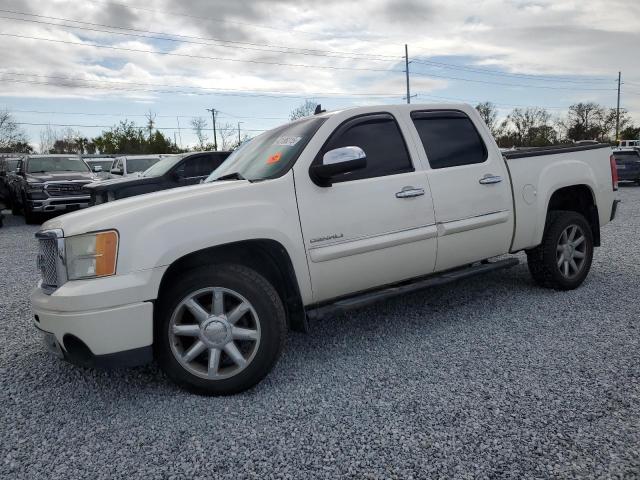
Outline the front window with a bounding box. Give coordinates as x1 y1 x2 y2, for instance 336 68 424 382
142 155 185 177
27 157 90 173
127 157 161 173
6 159 19 172
206 117 326 182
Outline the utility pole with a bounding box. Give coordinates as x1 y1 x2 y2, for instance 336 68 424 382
237 121 244 145
176 116 183 149
615 71 621 142
405 44 411 104
206 108 217 151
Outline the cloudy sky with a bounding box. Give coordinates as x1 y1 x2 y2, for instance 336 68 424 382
1 0 639 149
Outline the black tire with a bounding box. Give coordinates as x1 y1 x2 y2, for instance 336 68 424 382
154 264 287 395
526 210 594 290
22 194 38 224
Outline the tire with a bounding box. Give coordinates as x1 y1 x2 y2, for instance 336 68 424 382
526 210 594 290
154 264 287 395
22 194 38 224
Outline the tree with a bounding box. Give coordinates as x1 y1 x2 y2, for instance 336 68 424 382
289 100 317 121
0 109 30 152
562 103 606 142
190 117 209 150
620 125 640 141
497 107 557 147
217 122 240 150
475 102 501 137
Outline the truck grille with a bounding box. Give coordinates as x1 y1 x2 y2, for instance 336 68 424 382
45 182 88 197
37 237 60 289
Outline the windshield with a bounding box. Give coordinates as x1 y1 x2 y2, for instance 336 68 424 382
87 160 114 170
7 159 19 171
127 157 161 173
142 155 184 177
206 117 326 182
27 156 90 173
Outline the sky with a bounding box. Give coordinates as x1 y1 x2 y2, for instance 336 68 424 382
1 0 639 150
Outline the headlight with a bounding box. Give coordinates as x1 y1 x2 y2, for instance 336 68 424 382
65 230 119 280
26 183 45 192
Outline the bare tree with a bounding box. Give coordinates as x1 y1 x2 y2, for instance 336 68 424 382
289 100 318 121
475 102 502 137
145 110 156 138
0 109 29 151
217 122 240 150
190 117 209 150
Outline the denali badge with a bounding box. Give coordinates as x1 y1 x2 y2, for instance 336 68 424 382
310 233 344 244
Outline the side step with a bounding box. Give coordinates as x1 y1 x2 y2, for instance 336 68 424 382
306 258 519 320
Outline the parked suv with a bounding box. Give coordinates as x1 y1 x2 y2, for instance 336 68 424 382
10 154 98 223
0 155 21 206
86 151 231 205
110 155 162 177
613 149 640 184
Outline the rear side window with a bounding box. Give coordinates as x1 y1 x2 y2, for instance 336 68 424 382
184 156 215 178
412 111 487 169
318 113 413 183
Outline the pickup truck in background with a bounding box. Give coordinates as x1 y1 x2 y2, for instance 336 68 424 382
11 154 98 223
31 104 617 395
0 155 21 207
86 151 231 205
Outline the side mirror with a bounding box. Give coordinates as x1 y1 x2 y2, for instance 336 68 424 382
110 168 123 175
93 165 103 172
309 146 367 187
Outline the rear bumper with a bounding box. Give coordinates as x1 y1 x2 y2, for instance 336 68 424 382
611 199 620 221
28 195 90 212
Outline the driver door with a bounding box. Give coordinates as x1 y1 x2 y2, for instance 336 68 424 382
294 112 437 303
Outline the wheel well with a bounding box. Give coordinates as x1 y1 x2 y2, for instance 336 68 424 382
547 185 600 246
157 239 308 332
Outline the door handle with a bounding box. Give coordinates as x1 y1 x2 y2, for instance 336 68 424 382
396 186 425 198
479 174 503 185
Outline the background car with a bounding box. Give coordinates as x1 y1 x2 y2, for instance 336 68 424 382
10 154 98 223
613 149 640 185
109 155 162 177
86 151 231 205
83 157 115 180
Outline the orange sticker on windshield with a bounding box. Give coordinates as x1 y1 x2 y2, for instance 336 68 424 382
267 152 282 164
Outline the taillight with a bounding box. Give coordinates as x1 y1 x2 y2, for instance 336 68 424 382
610 154 618 191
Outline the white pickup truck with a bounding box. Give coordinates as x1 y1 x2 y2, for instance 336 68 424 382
31 104 619 395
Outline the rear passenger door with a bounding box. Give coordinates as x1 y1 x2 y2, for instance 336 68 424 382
294 112 438 302
410 110 514 271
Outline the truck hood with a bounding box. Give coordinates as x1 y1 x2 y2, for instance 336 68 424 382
41 180 248 237
27 172 96 183
85 175 161 192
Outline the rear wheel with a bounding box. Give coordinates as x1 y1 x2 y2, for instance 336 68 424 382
155 264 287 395
526 211 594 290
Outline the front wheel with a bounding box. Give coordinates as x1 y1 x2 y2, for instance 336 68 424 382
526 211 594 290
155 264 287 395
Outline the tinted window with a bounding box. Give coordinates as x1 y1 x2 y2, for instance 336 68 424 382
412 111 487 169
127 157 160 173
319 114 412 183
27 157 89 173
184 155 216 178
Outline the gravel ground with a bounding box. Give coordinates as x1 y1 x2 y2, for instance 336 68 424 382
1 187 639 479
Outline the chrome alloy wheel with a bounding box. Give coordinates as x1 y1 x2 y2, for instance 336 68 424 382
556 224 587 279
169 287 261 380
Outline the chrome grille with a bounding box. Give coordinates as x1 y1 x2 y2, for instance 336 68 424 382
45 182 87 197
37 237 59 288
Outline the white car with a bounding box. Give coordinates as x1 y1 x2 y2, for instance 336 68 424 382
31 104 618 395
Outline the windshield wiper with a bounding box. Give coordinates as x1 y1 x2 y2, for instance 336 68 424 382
215 172 248 181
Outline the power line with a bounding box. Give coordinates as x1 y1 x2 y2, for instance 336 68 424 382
0 72 403 98
411 58 614 84
12 121 269 132
6 108 289 120
410 70 617 91
0 32 402 73
0 10 401 62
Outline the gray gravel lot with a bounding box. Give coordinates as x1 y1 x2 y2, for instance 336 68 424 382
1 187 639 479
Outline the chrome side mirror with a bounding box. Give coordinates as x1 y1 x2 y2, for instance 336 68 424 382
310 146 367 187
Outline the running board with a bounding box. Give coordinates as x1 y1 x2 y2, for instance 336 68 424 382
306 258 520 320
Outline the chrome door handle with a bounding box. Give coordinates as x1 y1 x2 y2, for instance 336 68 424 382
479 174 503 185
396 186 425 198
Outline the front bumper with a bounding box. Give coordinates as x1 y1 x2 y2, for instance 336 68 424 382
30 266 167 368
28 195 90 213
